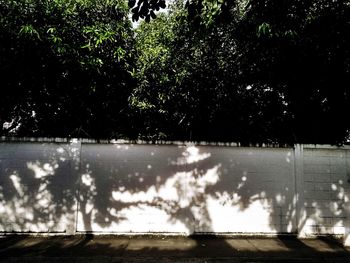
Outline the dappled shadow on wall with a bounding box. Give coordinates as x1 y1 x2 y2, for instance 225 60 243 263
77 144 349 236
0 142 349 237
0 142 78 232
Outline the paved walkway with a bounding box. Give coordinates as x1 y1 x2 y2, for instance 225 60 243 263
0 235 349 262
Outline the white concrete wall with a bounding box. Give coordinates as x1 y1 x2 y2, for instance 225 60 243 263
299 148 348 236
0 140 80 233
0 140 350 244
78 145 296 234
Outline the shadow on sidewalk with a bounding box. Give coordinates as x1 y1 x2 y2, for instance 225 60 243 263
0 234 349 262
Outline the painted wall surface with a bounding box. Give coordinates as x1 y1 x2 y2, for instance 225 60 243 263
0 140 350 245
0 141 79 233
79 145 296 234
299 148 349 236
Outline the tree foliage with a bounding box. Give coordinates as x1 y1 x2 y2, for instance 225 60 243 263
0 0 135 138
129 0 166 22
236 0 350 143
132 0 350 144
1 0 349 144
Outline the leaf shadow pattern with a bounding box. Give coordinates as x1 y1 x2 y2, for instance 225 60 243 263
0 142 78 233
77 143 350 238
0 141 349 241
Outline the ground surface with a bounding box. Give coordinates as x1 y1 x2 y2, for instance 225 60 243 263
0 235 349 262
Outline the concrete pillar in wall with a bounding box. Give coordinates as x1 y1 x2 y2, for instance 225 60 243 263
66 139 81 235
344 149 350 246
294 144 307 238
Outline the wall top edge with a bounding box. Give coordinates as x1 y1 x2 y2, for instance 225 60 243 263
0 137 349 149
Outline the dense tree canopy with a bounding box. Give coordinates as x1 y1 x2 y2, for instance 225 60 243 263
131 0 350 144
1 0 349 144
0 0 135 138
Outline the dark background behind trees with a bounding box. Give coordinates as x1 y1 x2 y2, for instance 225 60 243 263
1 0 349 144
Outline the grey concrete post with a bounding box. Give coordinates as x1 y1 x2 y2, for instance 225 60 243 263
294 144 307 237
344 149 350 246
66 138 81 235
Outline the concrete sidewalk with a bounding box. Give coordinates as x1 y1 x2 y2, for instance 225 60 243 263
0 235 349 262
